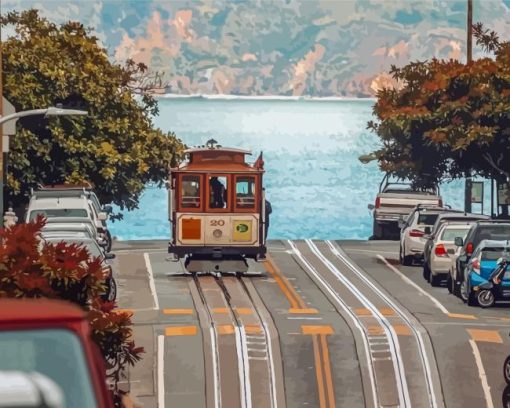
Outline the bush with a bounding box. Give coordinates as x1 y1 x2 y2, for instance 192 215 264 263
0 216 144 404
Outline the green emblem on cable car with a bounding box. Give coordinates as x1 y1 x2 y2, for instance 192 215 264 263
236 223 249 233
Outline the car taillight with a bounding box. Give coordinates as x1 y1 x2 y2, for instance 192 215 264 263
466 242 474 256
410 229 425 237
472 257 481 274
375 197 381 209
435 244 448 257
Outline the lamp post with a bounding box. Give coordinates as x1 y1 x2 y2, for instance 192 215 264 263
0 107 88 217
464 0 473 213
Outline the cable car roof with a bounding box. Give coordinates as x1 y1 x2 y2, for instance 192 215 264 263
183 147 252 155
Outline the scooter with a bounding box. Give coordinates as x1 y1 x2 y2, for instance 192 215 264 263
474 258 510 308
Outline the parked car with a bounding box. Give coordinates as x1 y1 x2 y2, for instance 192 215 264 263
369 174 443 240
422 212 489 281
399 204 461 265
425 222 473 286
0 298 113 407
451 220 510 297
41 222 107 248
42 236 117 302
460 240 510 306
28 185 113 251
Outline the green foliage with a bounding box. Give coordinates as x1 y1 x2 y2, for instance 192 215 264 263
363 23 510 189
1 10 184 216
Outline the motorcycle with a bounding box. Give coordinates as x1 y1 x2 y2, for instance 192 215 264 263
474 257 510 308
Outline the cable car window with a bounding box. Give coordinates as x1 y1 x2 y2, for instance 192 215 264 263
209 176 228 209
181 175 201 208
236 177 256 209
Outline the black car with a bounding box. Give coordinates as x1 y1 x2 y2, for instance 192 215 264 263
451 220 510 296
422 212 489 281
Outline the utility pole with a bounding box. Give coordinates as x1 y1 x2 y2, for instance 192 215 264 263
464 0 473 213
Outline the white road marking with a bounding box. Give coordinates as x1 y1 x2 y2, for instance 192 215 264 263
210 327 221 408
144 252 160 310
343 248 399 255
287 240 378 408
377 254 449 315
157 335 165 408
469 339 495 408
235 326 252 408
261 320 278 408
333 244 440 408
307 240 411 408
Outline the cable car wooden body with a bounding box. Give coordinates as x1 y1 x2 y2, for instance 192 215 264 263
167 142 267 272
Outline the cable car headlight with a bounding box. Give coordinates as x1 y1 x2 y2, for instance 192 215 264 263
213 229 222 238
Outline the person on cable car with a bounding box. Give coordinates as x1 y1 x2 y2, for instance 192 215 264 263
264 189 272 240
210 177 226 208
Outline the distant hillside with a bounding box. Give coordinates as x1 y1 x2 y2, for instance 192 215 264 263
4 0 510 97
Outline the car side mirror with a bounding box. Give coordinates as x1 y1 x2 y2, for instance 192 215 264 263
105 252 116 260
424 226 431 235
102 204 113 214
98 212 108 221
367 204 375 210
454 237 464 247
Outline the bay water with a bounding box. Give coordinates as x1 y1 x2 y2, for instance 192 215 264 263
109 97 468 241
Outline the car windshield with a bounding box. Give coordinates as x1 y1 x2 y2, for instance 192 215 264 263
481 247 510 261
0 329 97 408
418 214 439 225
48 239 103 258
30 209 88 220
475 226 510 246
441 228 469 242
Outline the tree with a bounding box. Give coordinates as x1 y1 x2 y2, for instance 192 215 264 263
1 10 184 217
0 217 144 405
362 23 510 190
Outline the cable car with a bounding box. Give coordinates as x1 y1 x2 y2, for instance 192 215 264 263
167 140 267 273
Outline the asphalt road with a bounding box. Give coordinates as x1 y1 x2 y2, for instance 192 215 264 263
112 239 510 408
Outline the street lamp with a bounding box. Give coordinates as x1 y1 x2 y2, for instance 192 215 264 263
0 106 88 219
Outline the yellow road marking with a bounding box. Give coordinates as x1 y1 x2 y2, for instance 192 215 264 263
163 308 194 315
217 325 235 335
393 324 412 336
289 308 319 314
265 255 309 310
367 325 385 336
467 329 503 344
354 308 372 316
320 334 336 408
448 313 477 320
234 308 253 315
301 325 334 335
244 324 262 334
165 326 197 336
212 307 229 314
114 308 133 315
312 335 327 408
379 307 396 317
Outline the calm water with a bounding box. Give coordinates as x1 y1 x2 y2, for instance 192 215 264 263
109 98 468 241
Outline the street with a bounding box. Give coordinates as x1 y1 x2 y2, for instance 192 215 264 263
113 239 510 408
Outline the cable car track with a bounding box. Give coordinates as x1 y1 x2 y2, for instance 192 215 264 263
193 274 280 408
288 240 445 408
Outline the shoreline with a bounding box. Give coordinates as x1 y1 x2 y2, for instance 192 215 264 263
153 93 376 102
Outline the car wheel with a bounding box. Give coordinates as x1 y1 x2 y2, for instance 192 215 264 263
460 280 469 302
504 356 510 385
447 276 453 294
400 245 413 266
106 229 113 253
430 272 441 287
477 289 495 308
423 262 431 281
467 287 477 306
101 277 117 302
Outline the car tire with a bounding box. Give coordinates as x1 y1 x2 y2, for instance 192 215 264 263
504 356 510 385
101 277 117 302
460 280 469 302
430 272 441 287
423 262 431 281
467 289 477 306
447 276 453 294
400 245 413 266
106 229 113 253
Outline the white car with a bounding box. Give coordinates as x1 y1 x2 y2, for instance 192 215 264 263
399 205 452 265
427 222 473 286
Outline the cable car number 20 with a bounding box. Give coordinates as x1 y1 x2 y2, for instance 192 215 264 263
210 220 225 226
